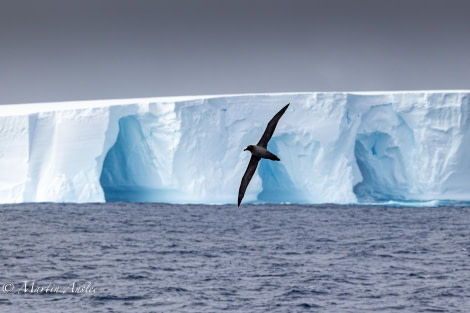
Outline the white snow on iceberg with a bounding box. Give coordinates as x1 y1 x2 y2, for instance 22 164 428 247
0 91 469 205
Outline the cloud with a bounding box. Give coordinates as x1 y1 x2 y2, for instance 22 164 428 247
1 0 469 104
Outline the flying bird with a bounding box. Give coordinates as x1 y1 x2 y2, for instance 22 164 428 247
238 103 290 206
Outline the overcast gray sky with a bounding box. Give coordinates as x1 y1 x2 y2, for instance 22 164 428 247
1 0 469 104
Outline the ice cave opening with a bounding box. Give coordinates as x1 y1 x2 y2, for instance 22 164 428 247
257 137 308 204
351 103 417 203
99 114 170 202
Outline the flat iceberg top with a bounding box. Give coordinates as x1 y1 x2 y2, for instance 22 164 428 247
1 91 470 205
2 90 469 115
0 95 203 116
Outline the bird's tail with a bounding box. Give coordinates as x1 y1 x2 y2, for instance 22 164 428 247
265 150 280 161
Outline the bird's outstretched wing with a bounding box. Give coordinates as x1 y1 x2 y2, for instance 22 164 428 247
238 155 261 206
257 103 290 148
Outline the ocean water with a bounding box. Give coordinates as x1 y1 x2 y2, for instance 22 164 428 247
1 203 469 312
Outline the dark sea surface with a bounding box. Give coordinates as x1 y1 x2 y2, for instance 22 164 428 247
1 203 469 312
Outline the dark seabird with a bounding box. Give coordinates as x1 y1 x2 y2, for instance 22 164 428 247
238 103 290 206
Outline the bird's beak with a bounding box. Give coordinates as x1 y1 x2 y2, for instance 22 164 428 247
243 148 247 151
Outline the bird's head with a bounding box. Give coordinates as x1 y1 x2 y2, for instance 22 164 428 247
244 145 254 152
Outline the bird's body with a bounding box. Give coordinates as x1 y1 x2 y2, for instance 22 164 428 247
238 103 290 206
244 145 280 161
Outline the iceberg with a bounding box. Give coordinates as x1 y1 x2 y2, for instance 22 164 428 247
0 91 469 205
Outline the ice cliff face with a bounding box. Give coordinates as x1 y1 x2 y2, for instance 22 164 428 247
0 91 469 205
